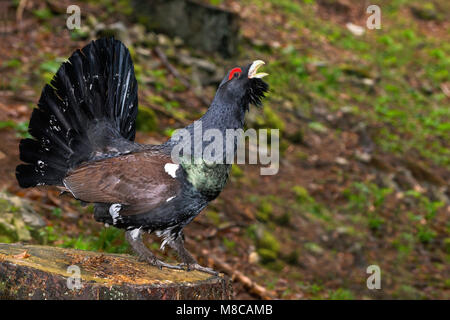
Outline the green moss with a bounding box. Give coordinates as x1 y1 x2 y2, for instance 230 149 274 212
3 59 21 69
263 259 285 271
257 230 280 254
253 106 285 132
205 210 221 227
257 248 277 262
230 165 244 179
136 107 158 132
292 186 313 204
263 106 285 130
256 200 273 222
32 8 53 21
411 3 442 21
417 226 436 244
304 242 324 255
443 238 450 254
368 215 385 231
61 228 129 254
222 237 236 253
308 121 328 133
328 288 355 300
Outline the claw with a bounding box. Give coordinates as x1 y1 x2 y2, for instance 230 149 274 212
155 260 184 271
140 255 183 271
178 263 219 276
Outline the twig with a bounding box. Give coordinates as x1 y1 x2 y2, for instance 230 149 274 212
154 46 191 88
153 46 211 107
201 249 275 300
16 0 28 23
204 223 244 239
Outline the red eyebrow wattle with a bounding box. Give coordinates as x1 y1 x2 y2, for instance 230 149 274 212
228 67 242 80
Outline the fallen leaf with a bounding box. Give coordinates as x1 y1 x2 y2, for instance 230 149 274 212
13 251 30 259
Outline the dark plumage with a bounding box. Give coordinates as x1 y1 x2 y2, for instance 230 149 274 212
16 38 268 274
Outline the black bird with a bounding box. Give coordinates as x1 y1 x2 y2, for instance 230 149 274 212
16 38 268 274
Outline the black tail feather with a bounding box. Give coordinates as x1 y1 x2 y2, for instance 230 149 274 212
16 38 138 188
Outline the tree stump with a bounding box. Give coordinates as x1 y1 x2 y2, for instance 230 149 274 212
0 243 232 300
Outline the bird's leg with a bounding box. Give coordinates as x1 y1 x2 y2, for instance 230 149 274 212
170 233 218 276
125 229 182 271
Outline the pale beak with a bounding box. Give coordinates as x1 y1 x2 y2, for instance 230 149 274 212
248 60 269 79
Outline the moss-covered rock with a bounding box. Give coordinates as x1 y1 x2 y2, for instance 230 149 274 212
0 193 45 242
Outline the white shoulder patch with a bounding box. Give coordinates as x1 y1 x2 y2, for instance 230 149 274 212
164 163 179 178
166 196 176 202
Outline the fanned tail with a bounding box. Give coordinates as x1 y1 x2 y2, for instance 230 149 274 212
16 38 138 188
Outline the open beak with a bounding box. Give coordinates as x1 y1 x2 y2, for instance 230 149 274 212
248 60 269 79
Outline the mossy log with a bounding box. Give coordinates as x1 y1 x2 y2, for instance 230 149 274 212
0 243 232 300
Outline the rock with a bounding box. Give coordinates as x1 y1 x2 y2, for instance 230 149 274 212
0 243 232 300
156 33 172 47
335 157 349 166
131 0 240 57
355 150 372 163
129 24 147 43
346 23 365 36
177 54 223 86
86 15 98 28
304 242 324 255
0 193 45 242
7 195 46 229
361 78 375 87
248 251 260 264
178 55 217 73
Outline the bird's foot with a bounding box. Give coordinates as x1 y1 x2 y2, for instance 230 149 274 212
178 263 218 276
138 255 183 271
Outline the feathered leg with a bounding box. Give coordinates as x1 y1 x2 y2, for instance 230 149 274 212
170 233 218 275
125 229 182 270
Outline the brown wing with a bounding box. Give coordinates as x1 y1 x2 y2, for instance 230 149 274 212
63 151 181 215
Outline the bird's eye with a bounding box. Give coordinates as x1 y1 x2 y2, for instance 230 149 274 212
228 67 242 81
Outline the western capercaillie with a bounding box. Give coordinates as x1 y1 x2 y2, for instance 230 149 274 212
16 38 268 274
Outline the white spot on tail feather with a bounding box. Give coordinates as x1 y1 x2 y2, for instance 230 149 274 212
166 196 176 202
37 160 45 168
109 203 122 225
164 163 179 178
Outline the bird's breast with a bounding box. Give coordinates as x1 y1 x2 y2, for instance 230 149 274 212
181 161 231 200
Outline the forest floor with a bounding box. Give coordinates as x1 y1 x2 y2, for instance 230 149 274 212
0 0 449 299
